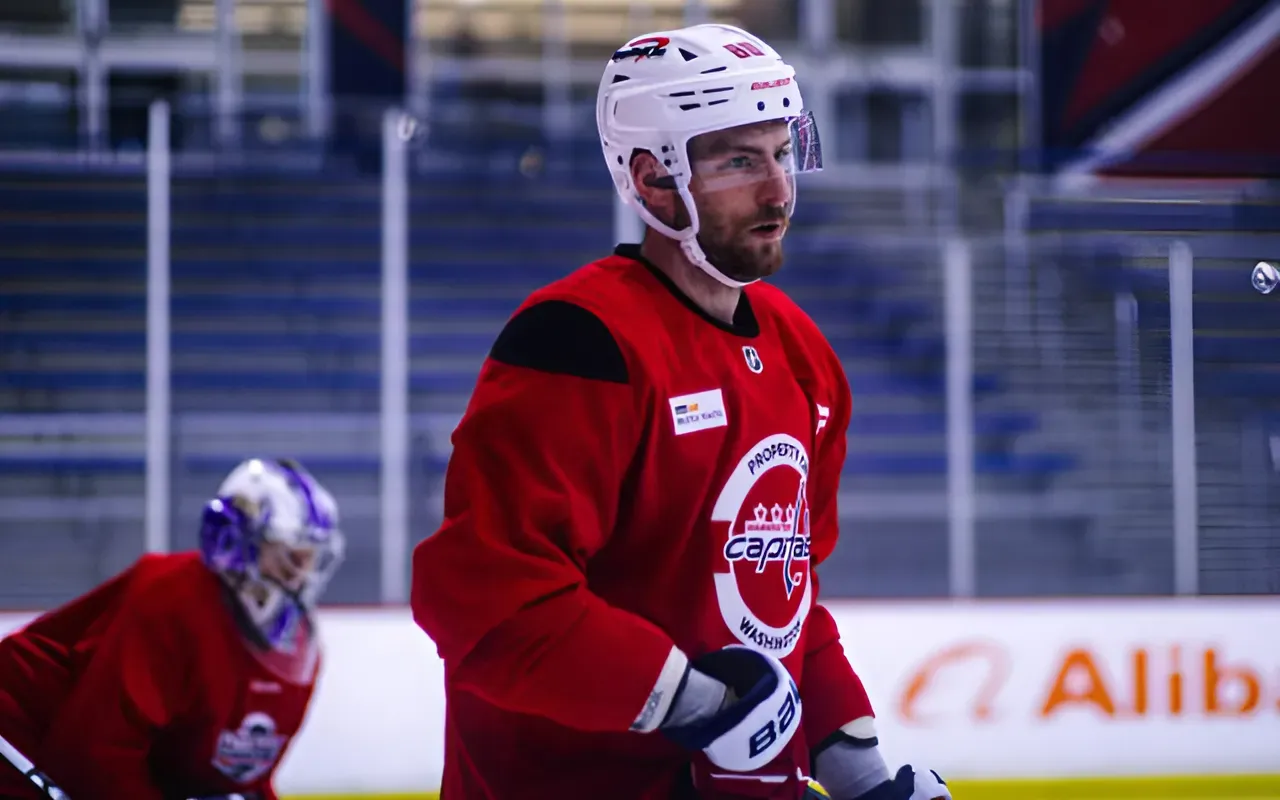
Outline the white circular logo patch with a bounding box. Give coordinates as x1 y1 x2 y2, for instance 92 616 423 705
710 433 813 657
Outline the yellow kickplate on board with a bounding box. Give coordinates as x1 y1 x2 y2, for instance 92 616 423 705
284 773 1280 800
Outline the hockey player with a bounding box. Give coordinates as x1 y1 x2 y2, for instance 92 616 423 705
411 23 951 800
0 458 344 800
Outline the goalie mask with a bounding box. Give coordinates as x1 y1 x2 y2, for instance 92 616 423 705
597 23 823 288
199 458 345 656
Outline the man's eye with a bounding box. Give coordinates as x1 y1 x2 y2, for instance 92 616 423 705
726 156 753 169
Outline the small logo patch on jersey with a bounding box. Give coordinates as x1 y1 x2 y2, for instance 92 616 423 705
743 346 764 374
212 711 286 784
669 389 728 436
815 403 831 433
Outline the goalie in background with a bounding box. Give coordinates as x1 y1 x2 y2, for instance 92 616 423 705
0 458 345 800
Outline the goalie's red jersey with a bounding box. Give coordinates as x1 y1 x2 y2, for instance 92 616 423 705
0 552 317 800
412 245 875 799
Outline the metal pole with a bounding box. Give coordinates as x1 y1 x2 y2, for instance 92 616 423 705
798 0 836 166
799 0 834 51
1115 291 1140 463
406 0 429 124
145 101 172 555
944 237 976 598
380 109 411 603
78 0 106 151
930 0 959 228
1001 185 1029 352
542 0 573 141
214 0 242 147
1017 0 1042 171
613 194 644 245
1169 241 1200 595
304 0 331 139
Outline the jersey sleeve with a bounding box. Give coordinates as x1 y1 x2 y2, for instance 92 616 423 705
411 299 687 734
37 590 189 800
799 345 876 749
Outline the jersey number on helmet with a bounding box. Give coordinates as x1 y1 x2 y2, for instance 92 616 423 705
724 41 766 59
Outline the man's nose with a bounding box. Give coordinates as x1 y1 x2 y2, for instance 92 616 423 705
755 162 792 208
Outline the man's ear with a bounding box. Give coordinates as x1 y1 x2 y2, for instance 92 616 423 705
630 149 688 230
631 150 667 211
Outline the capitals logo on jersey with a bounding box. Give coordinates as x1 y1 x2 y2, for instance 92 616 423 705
212 711 287 784
711 434 813 657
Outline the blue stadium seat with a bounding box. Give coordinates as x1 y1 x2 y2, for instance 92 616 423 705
3 330 950 364
849 411 1038 437
0 446 1073 481
843 451 1077 476
1194 335 1280 362
1136 299 1277 330
1196 368 1280 397
0 368 1003 398
1028 199 1280 233
0 169 1076 490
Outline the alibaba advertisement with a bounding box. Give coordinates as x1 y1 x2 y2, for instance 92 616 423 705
833 597 1280 778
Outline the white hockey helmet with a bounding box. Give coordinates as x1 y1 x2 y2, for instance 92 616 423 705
597 23 823 288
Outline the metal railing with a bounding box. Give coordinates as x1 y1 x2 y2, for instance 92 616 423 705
1 103 1276 606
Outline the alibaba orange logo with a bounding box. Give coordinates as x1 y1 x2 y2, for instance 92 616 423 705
897 640 1012 725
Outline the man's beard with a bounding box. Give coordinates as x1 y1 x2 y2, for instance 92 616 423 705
677 203 789 283
699 229 785 282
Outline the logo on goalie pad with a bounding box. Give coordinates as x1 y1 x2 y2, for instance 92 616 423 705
711 434 813 658
212 711 287 784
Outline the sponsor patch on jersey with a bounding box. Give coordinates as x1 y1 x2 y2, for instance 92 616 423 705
212 711 287 784
669 389 728 436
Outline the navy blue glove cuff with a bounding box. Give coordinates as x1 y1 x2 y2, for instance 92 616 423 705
659 648 781 750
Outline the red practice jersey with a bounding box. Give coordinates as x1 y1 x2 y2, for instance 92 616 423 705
412 245 875 799
0 552 318 800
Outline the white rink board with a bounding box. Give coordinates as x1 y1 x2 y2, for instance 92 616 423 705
3 598 1280 793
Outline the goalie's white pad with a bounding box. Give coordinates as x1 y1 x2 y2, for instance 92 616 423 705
663 645 803 773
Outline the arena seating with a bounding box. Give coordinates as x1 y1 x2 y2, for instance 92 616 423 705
0 143 1087 602
1025 194 1280 404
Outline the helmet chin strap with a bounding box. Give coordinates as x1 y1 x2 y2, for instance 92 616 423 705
629 180 759 290
678 233 756 289
673 183 759 289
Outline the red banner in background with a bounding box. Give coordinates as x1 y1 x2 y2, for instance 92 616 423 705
1038 0 1280 177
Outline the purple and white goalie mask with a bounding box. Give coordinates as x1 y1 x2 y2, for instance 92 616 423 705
199 458 345 653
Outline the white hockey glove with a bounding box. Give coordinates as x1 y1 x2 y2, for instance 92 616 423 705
661 645 803 773
890 765 950 800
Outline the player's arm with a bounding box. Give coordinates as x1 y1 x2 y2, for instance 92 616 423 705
411 300 687 734
800 355 876 746
796 350 901 798
37 596 188 800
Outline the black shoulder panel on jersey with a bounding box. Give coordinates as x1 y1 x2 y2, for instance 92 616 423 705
489 300 629 384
